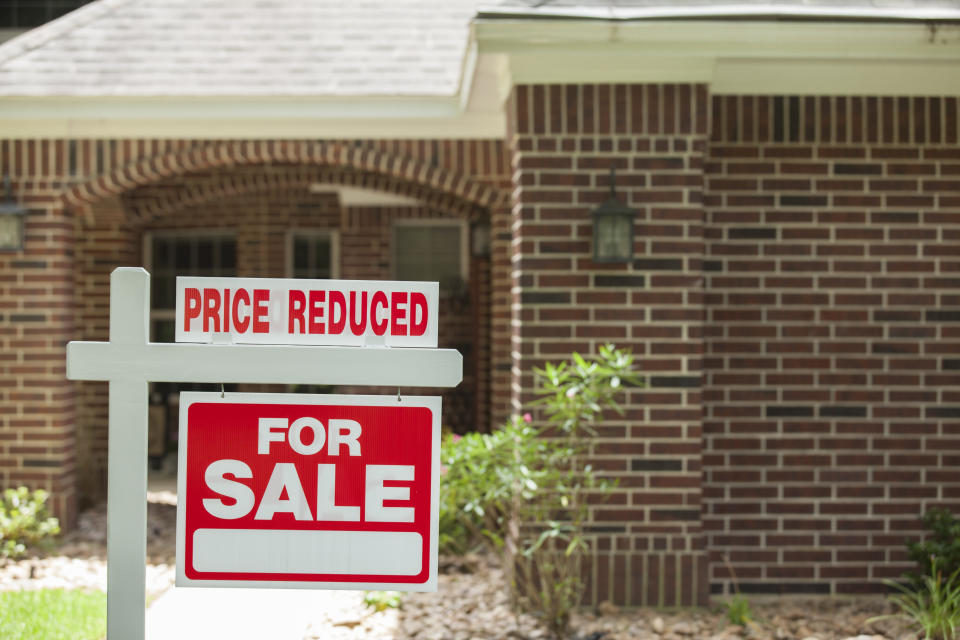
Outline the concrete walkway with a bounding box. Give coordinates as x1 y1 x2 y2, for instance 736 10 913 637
145 585 360 640
144 466 376 640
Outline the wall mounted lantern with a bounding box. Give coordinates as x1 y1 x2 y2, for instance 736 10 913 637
591 166 636 263
0 176 27 251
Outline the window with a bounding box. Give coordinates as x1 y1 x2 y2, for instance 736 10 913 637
394 221 467 295
144 231 238 458
145 232 237 343
287 230 339 279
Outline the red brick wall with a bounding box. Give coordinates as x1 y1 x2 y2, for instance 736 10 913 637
509 84 711 606
703 96 960 596
0 183 77 526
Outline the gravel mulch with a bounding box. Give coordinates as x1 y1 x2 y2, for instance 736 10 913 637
307 555 916 640
0 496 920 640
0 489 177 600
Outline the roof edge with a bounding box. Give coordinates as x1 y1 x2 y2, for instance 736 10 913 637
476 4 960 22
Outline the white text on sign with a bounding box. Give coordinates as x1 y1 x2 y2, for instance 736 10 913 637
175 277 439 347
203 416 415 524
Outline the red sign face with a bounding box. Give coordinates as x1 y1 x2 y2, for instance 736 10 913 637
175 393 440 591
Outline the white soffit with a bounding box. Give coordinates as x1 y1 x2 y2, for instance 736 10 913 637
309 184 423 207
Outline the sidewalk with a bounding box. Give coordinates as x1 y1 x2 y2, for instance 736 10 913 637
145 584 367 640
144 466 377 640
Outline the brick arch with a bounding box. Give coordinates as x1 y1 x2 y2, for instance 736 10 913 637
122 165 490 225
63 140 508 220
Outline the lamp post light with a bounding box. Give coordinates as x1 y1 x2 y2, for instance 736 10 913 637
591 166 636 263
0 176 27 251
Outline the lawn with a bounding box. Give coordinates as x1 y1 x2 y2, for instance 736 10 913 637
0 588 106 640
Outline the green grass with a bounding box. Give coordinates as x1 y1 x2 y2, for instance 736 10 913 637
0 588 106 640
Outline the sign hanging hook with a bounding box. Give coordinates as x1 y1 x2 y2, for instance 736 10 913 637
397 388 402 403
220 383 225 399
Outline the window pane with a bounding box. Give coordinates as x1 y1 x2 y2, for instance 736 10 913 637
220 240 236 275
153 238 170 268
314 239 331 278
291 234 332 279
197 239 214 270
293 238 309 271
174 239 191 269
395 225 463 293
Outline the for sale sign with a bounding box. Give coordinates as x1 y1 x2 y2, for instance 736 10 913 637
176 392 440 591
175 277 438 347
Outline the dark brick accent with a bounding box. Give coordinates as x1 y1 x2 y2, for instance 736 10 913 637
943 359 960 370
649 376 701 388
926 311 960 322
729 228 777 239
740 583 831 595
632 258 684 270
520 291 570 304
632 459 684 472
595 275 646 287
834 163 882 175
11 260 47 268
926 407 960 418
780 195 828 206
704 260 723 272
23 459 62 468
872 212 918 224
584 525 627 534
819 406 868 418
873 311 920 322
652 509 701 521
872 343 915 354
10 314 46 322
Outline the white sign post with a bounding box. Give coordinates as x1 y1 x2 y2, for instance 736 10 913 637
65 267 462 640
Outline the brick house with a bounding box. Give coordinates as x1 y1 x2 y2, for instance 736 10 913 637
1 0 959 607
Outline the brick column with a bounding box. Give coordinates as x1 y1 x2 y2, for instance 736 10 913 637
75 196 138 502
489 202 514 428
0 186 77 527
508 84 711 606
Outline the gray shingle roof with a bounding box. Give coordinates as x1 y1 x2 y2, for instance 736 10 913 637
0 0 482 97
2 0 957 98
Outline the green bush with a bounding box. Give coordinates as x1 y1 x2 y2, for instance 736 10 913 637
908 508 960 586
0 487 60 561
439 344 641 639
440 416 571 555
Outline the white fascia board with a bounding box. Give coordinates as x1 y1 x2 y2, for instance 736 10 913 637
0 95 506 139
476 5 960 22
475 20 960 95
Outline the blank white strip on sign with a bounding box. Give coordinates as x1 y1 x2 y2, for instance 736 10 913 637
192 529 423 576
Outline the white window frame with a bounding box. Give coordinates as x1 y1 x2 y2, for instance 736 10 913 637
285 228 340 280
392 219 468 289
